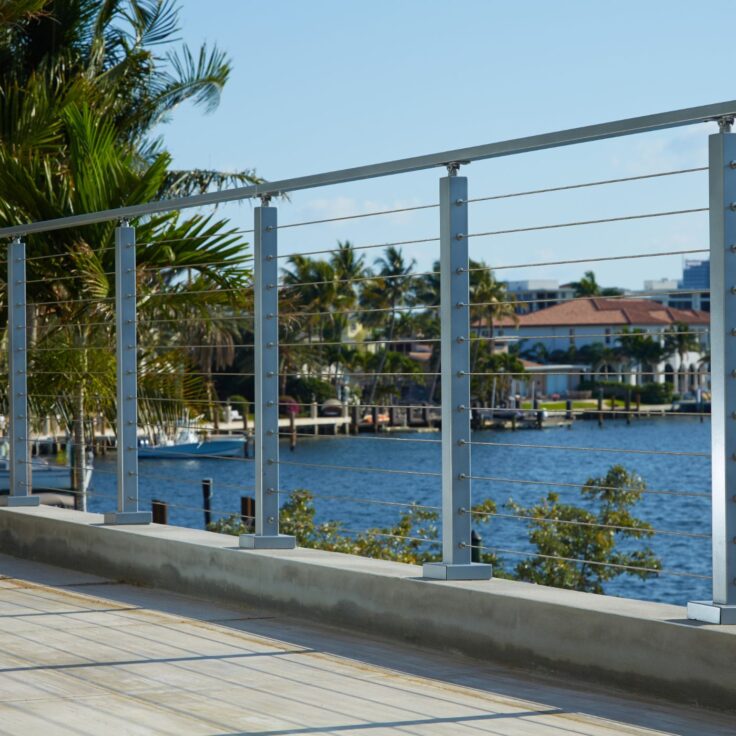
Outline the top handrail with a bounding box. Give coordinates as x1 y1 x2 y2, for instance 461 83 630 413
1 99 734 239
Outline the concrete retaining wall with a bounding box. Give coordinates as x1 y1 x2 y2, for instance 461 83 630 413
1 505 734 711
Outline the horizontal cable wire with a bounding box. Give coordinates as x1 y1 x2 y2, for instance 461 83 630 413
280 302 440 320
464 370 711 377
278 432 440 445
466 473 710 499
466 166 708 204
474 329 710 342
472 248 710 273
137 230 254 246
26 296 116 308
474 288 711 311
470 544 710 580
465 208 707 241
23 271 117 285
278 336 439 349
276 486 440 511
471 509 710 539
23 247 115 264
276 202 441 230
136 471 255 491
280 268 438 290
556 407 711 418
142 260 253 273
277 235 439 260
339 528 441 545
467 439 709 458
281 371 438 377
275 459 441 478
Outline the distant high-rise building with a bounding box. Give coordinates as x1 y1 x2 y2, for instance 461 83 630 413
680 259 710 290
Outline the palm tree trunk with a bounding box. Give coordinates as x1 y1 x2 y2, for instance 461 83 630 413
72 384 86 511
369 303 395 403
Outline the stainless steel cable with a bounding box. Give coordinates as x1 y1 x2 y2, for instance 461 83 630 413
276 486 440 511
137 450 254 463
280 268 438 290
279 302 439 320
275 459 441 478
277 432 441 445
135 470 255 491
472 329 709 342
276 202 441 230
278 336 439 349
27 296 116 308
470 544 710 580
470 509 710 539
466 439 709 458
472 288 711 311
465 208 707 241
465 166 708 204
23 271 117 284
142 260 252 273
465 473 710 499
23 247 115 264
464 370 711 377
339 528 441 545
471 248 710 273
277 235 438 260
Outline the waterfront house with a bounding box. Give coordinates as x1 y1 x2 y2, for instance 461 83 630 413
474 297 709 394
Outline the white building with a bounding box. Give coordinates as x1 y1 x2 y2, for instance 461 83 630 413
476 297 709 395
504 279 576 314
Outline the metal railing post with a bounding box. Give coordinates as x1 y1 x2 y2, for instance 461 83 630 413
240 199 295 549
688 121 736 623
104 221 150 525
423 166 491 580
7 238 39 507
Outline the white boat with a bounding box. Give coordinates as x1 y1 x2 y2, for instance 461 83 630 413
0 441 93 493
138 427 245 459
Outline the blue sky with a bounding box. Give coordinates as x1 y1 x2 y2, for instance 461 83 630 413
157 1 735 289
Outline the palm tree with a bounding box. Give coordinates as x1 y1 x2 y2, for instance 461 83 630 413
570 271 601 297
361 246 416 403
0 102 250 507
618 329 665 385
469 261 517 377
664 322 700 393
413 264 441 402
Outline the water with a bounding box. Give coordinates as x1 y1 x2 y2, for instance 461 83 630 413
87 417 712 606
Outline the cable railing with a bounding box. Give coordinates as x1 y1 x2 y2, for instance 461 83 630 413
0 99 730 622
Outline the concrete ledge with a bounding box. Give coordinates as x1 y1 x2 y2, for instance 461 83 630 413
1 506 734 711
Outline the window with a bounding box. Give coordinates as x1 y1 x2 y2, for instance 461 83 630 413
605 328 611 345
569 328 575 347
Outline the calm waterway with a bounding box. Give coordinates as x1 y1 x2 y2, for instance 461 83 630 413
87 416 712 606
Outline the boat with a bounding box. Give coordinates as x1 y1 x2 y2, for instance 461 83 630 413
138 426 245 459
0 440 93 504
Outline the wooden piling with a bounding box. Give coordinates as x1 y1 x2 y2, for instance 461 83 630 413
152 500 168 525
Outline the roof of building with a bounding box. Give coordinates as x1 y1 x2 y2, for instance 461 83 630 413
485 297 709 328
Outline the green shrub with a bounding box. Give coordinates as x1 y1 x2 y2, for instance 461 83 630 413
578 379 673 405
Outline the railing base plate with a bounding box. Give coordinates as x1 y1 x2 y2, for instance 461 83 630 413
422 562 492 581
687 600 736 624
5 496 40 507
239 534 296 550
103 511 152 525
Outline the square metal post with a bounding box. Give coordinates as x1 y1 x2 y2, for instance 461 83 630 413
7 238 38 507
423 169 491 580
241 201 295 549
104 222 150 525
688 127 736 624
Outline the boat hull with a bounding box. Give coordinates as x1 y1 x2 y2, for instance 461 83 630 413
0 464 73 491
139 438 245 459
